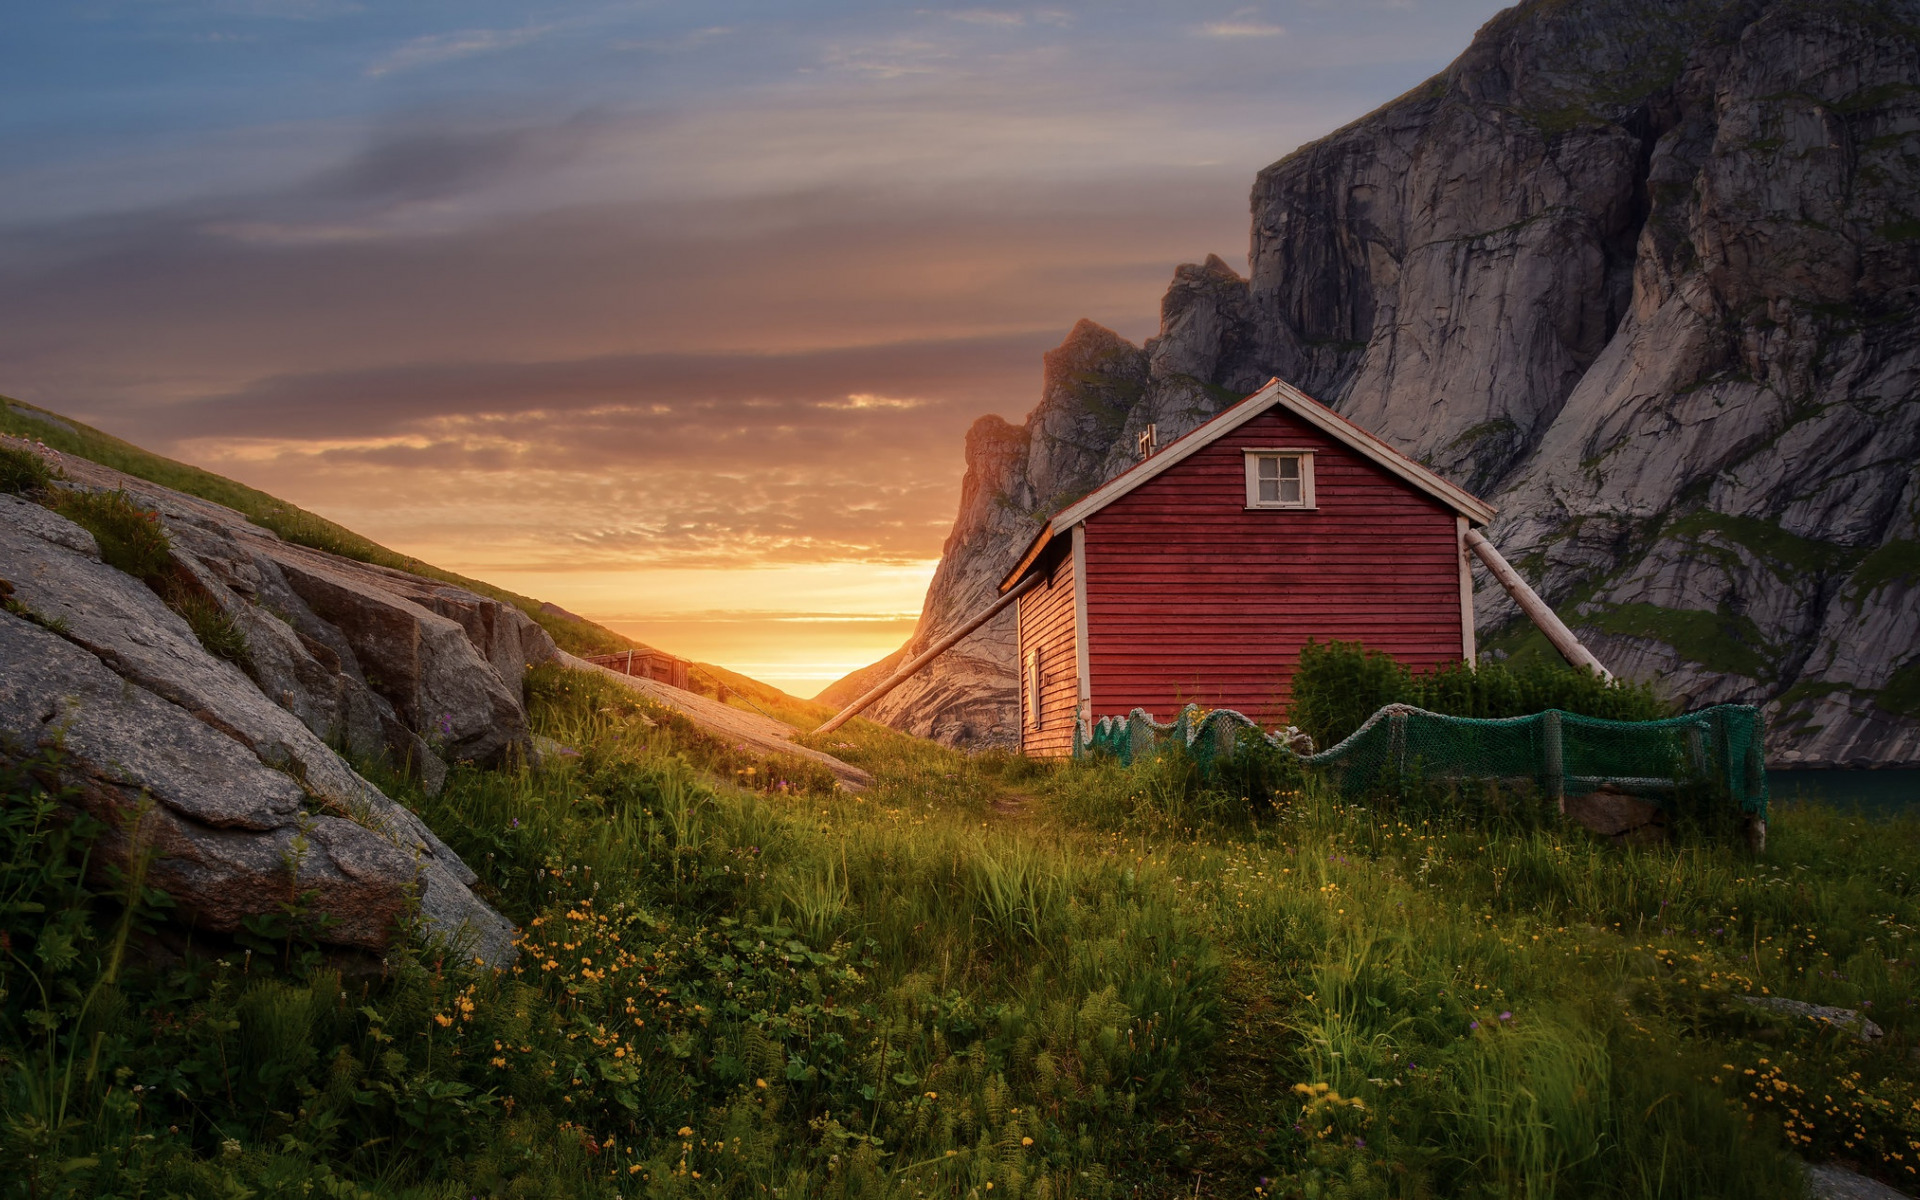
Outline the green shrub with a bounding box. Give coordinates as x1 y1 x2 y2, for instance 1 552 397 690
1290 640 1673 749
0 444 54 495
49 488 173 579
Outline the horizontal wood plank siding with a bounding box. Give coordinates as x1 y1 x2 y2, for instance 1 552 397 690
1017 542 1080 758
1082 406 1464 729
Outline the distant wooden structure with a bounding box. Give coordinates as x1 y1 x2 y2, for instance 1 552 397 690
583 647 690 692
1002 379 1501 758
817 378 1610 748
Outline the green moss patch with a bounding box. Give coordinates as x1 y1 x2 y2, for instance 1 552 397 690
1580 602 1777 681
1847 539 1920 600
1658 510 1865 585
1875 659 1920 721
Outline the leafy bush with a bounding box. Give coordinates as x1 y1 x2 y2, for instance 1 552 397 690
0 444 54 495
1290 639 1672 750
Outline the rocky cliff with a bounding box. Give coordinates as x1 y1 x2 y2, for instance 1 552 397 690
858 0 1920 768
0 438 548 962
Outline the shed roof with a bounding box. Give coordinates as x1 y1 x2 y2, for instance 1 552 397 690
998 377 1498 593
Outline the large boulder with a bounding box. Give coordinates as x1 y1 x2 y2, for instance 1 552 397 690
0 479 528 963
35 450 558 778
0 601 512 962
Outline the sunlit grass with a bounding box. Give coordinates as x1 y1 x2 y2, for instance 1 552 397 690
4 667 1917 1197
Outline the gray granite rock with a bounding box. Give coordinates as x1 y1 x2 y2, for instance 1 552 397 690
0 611 511 960
1741 995 1886 1042
1805 1162 1912 1200
0 478 521 962
39 453 556 772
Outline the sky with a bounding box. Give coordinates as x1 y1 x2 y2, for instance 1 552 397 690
1 0 1511 696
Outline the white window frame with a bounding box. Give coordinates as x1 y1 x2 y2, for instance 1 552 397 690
1243 449 1317 510
1026 647 1043 728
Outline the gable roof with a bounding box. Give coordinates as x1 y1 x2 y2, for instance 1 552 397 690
999 377 1499 593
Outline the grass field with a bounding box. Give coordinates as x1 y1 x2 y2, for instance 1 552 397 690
5 663 1917 1199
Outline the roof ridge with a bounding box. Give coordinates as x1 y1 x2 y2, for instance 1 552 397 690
999 377 1496 593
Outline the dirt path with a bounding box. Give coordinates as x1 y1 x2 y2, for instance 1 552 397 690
558 651 874 791
990 791 1037 819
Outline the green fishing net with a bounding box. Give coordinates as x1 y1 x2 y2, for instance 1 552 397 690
1077 703 1769 820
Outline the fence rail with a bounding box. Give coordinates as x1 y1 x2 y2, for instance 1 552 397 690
1078 701 1769 820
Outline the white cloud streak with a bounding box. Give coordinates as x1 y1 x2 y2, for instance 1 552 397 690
1199 19 1286 38
365 25 551 77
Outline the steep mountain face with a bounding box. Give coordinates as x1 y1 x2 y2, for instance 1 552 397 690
861 0 1920 767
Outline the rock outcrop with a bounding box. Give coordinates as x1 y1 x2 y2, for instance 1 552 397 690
0 448 549 962
854 0 1920 766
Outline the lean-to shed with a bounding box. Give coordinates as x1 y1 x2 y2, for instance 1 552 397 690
1001 378 1499 757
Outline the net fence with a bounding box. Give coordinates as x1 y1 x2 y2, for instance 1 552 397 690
1077 702 1768 820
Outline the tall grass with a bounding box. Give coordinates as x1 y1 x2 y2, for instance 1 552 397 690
3 663 1915 1197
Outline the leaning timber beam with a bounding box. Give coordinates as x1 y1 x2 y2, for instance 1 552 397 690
1464 528 1614 681
816 572 1043 735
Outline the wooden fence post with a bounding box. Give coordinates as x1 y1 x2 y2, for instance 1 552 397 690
1543 710 1565 813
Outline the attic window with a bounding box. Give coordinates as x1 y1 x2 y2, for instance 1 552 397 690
1245 450 1316 510
1026 648 1043 728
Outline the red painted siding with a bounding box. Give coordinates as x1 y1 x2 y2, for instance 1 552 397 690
1081 406 1464 729
1016 542 1080 758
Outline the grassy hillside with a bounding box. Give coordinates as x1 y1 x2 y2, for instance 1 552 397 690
0 394 647 660
6 661 1916 1199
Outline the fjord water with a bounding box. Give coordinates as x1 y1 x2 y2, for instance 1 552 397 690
1768 769 1920 818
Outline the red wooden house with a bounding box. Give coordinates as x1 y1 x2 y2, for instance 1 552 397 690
1002 378 1498 758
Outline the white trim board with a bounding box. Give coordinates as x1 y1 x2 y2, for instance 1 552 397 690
1457 515 1477 664
1072 523 1091 731
1049 377 1497 531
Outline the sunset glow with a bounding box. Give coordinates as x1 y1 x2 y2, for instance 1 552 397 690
1 1 1510 696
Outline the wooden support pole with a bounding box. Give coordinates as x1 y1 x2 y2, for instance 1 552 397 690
1542 709 1566 813
1463 529 1613 681
816 573 1043 735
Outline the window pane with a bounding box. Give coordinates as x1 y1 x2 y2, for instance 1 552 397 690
1259 477 1279 502
1278 456 1300 481
1258 457 1279 480
1280 477 1302 503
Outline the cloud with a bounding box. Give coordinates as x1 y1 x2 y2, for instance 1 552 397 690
945 10 1027 26
311 120 601 207
1198 12 1286 38
615 25 734 53
158 334 1056 444
0 164 1249 412
365 26 551 77
156 0 363 19
820 36 951 79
